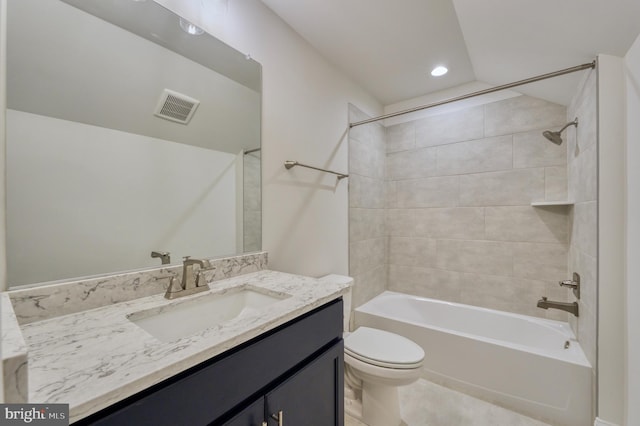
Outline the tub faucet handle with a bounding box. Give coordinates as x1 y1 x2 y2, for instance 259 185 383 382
558 272 580 299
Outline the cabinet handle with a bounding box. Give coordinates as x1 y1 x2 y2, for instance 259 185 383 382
270 410 283 426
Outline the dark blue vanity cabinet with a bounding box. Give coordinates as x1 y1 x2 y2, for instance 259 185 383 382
76 298 344 426
225 342 343 426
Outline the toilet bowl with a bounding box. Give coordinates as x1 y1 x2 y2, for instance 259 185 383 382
317 275 424 426
344 327 424 426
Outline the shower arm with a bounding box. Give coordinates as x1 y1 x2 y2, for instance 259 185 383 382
557 118 579 133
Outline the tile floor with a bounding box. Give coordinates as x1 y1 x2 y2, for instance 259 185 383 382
345 379 551 426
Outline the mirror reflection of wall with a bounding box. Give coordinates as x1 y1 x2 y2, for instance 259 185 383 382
243 149 262 253
5 0 261 288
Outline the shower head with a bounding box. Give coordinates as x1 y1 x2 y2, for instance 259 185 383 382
542 118 578 145
542 130 564 145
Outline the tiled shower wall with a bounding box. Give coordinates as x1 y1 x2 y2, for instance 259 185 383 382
567 70 598 369
348 105 387 308
385 96 570 320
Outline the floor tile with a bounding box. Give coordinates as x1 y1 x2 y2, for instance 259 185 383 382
345 379 551 426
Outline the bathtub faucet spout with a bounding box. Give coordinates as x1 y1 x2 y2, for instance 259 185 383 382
536 297 579 317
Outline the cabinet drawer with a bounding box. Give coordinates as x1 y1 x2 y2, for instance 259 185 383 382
78 298 343 425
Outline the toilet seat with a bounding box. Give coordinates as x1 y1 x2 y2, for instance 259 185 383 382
344 327 424 369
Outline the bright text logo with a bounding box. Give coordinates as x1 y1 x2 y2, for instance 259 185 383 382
1 404 68 425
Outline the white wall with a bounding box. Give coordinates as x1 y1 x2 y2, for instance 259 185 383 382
597 55 626 426
154 0 382 277
624 33 640 426
6 110 237 286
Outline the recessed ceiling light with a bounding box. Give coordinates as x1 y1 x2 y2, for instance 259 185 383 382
179 18 204 35
431 66 448 77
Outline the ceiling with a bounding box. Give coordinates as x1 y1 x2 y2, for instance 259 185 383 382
261 0 640 106
8 0 260 154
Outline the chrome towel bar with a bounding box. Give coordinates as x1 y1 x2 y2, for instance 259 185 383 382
284 160 348 180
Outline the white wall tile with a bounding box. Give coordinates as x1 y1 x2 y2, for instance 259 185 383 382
485 206 568 243
352 264 387 308
387 208 415 237
387 121 415 153
572 145 597 203
568 245 597 322
350 237 386 277
397 176 459 208
350 94 581 322
350 208 385 241
436 239 513 276
436 135 513 176
387 147 437 180
513 130 567 168
414 207 485 240
385 181 397 208
459 274 567 319
512 242 568 267
388 237 437 268
388 265 463 302
349 105 388 304
415 106 484 148
348 109 374 145
513 262 567 282
350 135 385 179
571 201 598 258
458 273 521 313
349 174 385 208
567 72 597 155
544 167 568 201
567 69 597 374
459 168 544 206
484 95 566 137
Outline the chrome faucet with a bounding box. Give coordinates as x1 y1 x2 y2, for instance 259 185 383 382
164 256 211 299
182 256 205 290
151 251 171 265
537 297 579 317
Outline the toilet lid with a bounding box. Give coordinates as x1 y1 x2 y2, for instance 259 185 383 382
344 327 424 368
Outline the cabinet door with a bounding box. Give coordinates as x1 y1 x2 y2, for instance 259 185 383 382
221 398 264 426
265 342 344 426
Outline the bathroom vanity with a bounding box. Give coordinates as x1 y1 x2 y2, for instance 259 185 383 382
78 299 344 425
2 267 350 425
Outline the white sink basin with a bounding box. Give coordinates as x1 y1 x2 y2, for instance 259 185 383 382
128 287 289 342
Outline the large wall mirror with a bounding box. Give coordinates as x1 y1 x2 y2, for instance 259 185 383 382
6 0 262 288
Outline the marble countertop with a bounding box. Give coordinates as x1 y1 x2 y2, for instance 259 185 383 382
18 270 350 422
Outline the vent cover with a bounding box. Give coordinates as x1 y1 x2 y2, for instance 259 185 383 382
153 89 200 124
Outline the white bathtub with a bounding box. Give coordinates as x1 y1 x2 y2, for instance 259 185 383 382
354 291 592 426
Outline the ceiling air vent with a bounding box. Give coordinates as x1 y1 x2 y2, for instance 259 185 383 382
153 89 200 124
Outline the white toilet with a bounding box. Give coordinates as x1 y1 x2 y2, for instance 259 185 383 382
319 275 425 426
344 326 425 426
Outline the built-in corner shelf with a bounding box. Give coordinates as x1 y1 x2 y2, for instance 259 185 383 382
531 201 574 207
